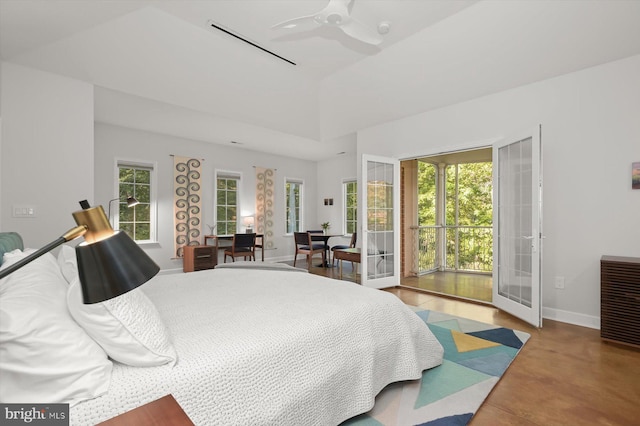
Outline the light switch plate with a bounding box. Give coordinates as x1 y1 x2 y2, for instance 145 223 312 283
12 205 37 218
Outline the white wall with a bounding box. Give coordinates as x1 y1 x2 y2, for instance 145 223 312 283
5 55 638 329
0 62 94 247
357 54 640 328
316 152 357 248
94 123 319 271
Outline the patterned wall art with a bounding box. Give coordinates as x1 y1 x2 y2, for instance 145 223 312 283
255 167 276 250
173 156 202 258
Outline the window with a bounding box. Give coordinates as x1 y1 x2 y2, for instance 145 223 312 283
117 161 156 242
343 180 357 234
285 179 303 233
216 172 240 236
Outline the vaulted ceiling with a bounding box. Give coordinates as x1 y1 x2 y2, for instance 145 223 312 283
2 0 640 160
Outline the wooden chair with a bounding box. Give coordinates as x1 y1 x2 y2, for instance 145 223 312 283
331 232 357 266
307 229 330 263
224 233 256 263
293 232 326 270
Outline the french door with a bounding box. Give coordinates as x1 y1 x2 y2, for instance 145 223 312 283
492 126 543 327
360 155 400 288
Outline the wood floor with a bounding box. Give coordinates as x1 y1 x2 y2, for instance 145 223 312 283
290 260 640 426
401 271 493 303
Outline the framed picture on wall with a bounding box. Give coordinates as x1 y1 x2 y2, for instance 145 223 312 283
633 162 640 190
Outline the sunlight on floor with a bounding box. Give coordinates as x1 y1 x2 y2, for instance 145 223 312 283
400 271 492 303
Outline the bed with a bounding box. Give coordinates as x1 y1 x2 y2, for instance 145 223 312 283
0 233 443 425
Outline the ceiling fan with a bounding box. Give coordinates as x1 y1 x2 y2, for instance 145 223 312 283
272 0 389 46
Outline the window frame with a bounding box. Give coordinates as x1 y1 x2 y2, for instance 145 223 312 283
113 158 158 244
343 178 357 235
215 170 242 237
284 177 304 234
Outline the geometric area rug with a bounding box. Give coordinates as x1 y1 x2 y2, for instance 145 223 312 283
341 308 530 426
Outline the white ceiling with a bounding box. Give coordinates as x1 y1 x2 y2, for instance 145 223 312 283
2 0 640 160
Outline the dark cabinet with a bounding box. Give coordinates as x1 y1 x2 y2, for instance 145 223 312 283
183 245 217 272
601 255 640 348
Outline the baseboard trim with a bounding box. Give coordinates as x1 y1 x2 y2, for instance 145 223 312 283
542 306 600 330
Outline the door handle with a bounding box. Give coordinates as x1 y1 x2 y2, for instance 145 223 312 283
522 235 538 252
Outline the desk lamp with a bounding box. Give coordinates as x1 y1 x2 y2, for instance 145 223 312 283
108 196 139 226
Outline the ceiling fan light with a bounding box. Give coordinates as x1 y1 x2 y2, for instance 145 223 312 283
327 13 343 25
377 21 391 35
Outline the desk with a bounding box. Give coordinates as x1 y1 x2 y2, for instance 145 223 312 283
333 248 361 282
204 235 218 247
204 234 264 261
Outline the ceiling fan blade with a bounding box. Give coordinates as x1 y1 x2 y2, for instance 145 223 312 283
340 18 383 45
325 0 352 15
272 15 317 30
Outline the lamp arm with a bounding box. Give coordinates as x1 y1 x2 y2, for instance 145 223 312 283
0 225 87 280
62 225 88 242
107 198 119 222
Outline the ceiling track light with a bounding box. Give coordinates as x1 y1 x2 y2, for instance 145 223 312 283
207 20 296 66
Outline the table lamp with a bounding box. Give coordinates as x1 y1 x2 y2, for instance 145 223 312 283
0 200 159 303
243 216 254 233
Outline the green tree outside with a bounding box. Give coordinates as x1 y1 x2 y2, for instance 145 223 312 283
118 166 151 241
417 161 493 272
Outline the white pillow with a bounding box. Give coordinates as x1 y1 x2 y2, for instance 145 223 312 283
0 250 112 405
1 248 23 264
57 244 78 283
67 278 178 367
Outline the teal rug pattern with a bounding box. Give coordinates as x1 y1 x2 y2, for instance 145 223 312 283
342 309 530 426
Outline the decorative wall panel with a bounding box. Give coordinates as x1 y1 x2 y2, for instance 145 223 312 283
255 167 275 250
173 156 202 258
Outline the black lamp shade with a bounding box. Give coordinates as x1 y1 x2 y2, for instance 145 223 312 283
76 231 160 303
126 196 139 208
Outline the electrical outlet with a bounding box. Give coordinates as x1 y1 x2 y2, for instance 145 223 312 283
554 276 565 289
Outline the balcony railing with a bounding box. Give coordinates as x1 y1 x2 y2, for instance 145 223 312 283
410 226 493 275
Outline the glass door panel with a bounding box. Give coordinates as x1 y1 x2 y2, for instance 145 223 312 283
493 127 542 327
361 155 400 288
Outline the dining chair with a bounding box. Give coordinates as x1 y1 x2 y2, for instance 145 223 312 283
331 232 357 266
307 229 330 262
293 232 326 270
224 233 256 263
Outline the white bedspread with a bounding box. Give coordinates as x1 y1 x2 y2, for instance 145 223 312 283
71 269 443 425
